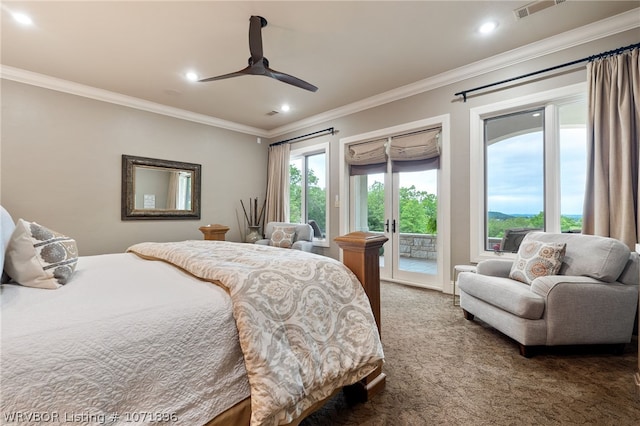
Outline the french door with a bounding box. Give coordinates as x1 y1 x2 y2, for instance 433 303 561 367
350 168 438 285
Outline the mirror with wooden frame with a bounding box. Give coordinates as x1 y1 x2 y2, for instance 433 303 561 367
121 155 201 220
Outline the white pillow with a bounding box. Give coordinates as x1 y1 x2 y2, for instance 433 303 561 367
4 219 78 289
1 206 16 283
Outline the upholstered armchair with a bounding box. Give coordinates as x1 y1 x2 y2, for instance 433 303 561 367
255 222 314 252
459 231 639 357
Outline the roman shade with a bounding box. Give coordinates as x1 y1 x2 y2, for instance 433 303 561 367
346 128 441 175
346 138 388 176
390 128 441 172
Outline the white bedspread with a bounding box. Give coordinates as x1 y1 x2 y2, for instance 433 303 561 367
0 253 250 425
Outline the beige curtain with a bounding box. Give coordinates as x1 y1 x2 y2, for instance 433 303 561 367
583 48 639 250
166 171 179 210
264 143 291 224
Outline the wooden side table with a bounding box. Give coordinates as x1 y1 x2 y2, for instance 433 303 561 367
199 224 230 241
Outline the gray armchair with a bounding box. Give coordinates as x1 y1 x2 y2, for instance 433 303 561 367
459 231 639 357
255 222 314 252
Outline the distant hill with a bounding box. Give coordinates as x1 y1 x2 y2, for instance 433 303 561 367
488 212 582 220
488 211 515 220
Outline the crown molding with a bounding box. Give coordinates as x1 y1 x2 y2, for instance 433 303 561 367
266 8 640 138
0 65 270 138
1 8 637 140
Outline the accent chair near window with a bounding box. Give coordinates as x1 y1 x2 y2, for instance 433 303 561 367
459 231 638 357
255 222 314 252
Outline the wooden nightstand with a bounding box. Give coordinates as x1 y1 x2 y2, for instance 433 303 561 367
199 224 230 241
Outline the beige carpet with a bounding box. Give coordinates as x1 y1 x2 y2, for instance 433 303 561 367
301 281 640 426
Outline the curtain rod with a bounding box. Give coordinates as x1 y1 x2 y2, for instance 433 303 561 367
455 42 640 102
270 127 335 146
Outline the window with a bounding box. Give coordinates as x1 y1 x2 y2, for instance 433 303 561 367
484 108 545 251
177 172 192 210
289 142 330 246
470 84 587 260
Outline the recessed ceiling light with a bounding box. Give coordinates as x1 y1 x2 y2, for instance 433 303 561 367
479 21 498 34
12 12 33 26
281 104 291 113
185 72 199 82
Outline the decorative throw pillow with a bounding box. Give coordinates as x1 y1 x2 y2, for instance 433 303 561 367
270 226 296 248
4 219 78 289
509 240 566 285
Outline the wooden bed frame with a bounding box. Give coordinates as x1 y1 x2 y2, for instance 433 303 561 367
206 231 388 426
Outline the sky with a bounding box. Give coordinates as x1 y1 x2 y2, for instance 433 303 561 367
487 129 586 216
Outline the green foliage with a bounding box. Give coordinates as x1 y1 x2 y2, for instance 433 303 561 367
367 181 386 232
289 164 326 233
289 165 302 223
398 186 437 234
367 182 437 234
561 215 583 233
487 211 582 238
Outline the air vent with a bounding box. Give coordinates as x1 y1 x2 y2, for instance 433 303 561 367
266 110 279 116
514 0 566 20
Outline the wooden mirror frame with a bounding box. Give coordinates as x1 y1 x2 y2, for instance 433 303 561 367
121 155 201 220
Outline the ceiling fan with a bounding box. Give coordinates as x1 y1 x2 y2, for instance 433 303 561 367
199 15 318 92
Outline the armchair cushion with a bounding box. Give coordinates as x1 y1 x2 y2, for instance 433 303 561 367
523 231 629 282
618 252 640 286
459 273 545 319
509 240 566 284
475 259 513 277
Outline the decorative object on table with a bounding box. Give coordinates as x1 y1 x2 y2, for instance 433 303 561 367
241 198 266 243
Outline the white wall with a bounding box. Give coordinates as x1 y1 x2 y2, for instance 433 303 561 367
1 80 269 255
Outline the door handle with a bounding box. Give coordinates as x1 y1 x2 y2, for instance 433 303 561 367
392 219 396 233
385 219 389 233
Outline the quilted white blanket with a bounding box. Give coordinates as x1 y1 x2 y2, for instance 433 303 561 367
128 240 384 426
1 253 250 425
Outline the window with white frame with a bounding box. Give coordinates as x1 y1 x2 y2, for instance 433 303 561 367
289 142 330 246
470 84 587 261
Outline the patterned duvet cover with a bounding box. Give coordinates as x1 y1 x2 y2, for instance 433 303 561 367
128 240 384 426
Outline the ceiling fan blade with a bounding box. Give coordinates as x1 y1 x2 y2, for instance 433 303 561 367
200 15 318 92
198 66 252 82
267 67 318 92
249 15 266 63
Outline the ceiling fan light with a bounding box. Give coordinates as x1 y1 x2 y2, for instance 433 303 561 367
185 72 199 82
281 104 290 112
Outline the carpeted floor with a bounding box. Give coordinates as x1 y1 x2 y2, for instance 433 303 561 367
301 281 640 426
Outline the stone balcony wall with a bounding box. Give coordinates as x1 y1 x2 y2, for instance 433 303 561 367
399 233 437 260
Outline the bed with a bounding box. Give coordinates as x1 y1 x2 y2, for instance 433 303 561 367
0 206 385 426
